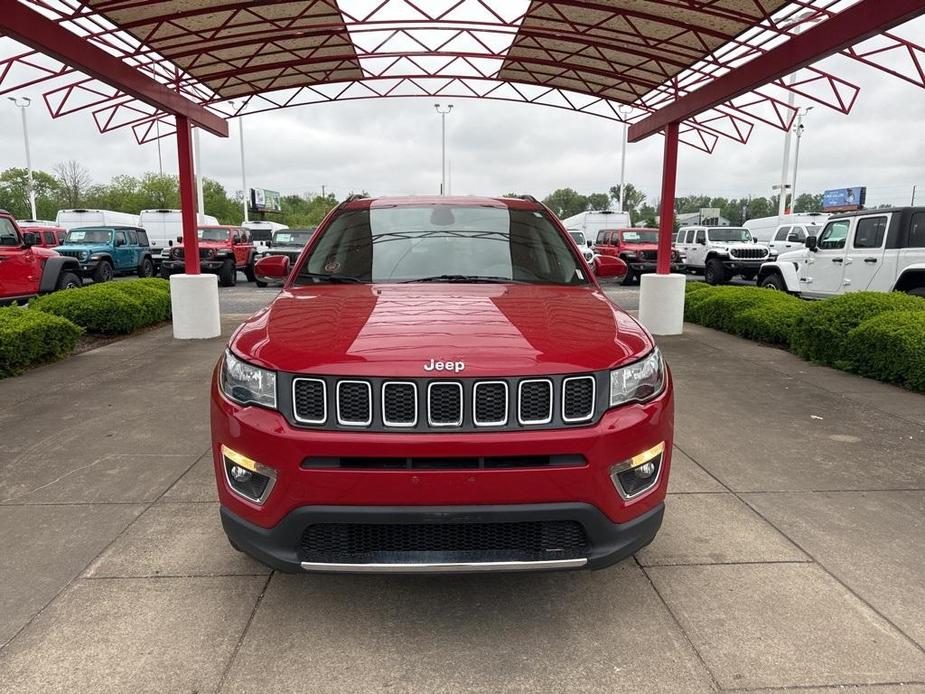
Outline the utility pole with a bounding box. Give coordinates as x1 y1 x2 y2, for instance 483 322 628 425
155 119 163 175
229 101 249 223
617 104 632 212
789 107 813 214
912 185 917 205
321 184 326 198
434 103 453 195
8 96 36 220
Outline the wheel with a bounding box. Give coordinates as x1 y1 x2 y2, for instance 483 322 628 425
704 258 728 285
159 266 171 280
907 287 925 298
55 271 81 291
759 272 787 291
621 268 637 286
138 257 154 278
218 259 237 287
243 261 257 282
255 279 268 288
92 260 113 283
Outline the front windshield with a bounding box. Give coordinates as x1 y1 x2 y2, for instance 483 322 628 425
273 231 313 246
198 227 229 242
568 231 586 245
621 230 659 244
708 228 751 242
65 228 112 244
296 205 587 285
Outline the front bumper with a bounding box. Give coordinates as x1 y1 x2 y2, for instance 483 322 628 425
721 259 766 271
161 259 226 274
221 501 664 573
626 261 686 274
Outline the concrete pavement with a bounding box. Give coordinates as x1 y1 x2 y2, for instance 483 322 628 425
0 284 923 693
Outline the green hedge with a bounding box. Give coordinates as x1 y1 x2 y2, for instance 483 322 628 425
30 280 172 335
790 292 925 367
682 284 925 392
0 306 83 378
843 311 925 391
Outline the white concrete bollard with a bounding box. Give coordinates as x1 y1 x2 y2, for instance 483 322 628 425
169 273 221 339
638 273 686 336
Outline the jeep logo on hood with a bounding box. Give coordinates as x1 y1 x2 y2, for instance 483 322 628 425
424 359 465 373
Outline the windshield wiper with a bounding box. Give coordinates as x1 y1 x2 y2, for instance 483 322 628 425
400 274 528 284
299 272 363 284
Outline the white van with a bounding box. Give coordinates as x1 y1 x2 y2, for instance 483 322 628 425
560 210 632 240
55 209 140 230
242 220 288 254
139 209 219 251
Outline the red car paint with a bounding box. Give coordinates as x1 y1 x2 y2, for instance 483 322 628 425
0 212 80 303
211 196 672 573
17 225 67 248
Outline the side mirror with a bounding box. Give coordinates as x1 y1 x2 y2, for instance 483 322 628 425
266 240 272 248
788 233 801 243
586 240 593 248
176 236 183 243
254 255 290 279
594 254 627 279
805 236 818 251
232 235 242 244
115 239 125 247
22 232 38 248
168 239 174 247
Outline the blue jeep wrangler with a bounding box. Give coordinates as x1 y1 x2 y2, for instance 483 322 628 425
53 226 157 283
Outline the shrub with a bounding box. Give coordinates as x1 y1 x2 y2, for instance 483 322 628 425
843 311 925 391
790 292 925 367
733 300 809 345
132 277 171 295
683 284 720 323
685 281 711 295
31 279 172 335
0 306 82 378
692 286 800 334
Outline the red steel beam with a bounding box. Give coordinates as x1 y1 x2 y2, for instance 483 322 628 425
0 2 227 137
175 115 201 274
629 0 925 143
657 122 680 275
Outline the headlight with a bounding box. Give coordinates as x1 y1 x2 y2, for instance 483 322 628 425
206 248 216 258
769 249 779 257
220 350 277 409
623 252 637 260
79 251 89 261
610 349 665 407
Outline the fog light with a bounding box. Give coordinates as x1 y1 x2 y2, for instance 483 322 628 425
610 442 665 500
221 445 276 504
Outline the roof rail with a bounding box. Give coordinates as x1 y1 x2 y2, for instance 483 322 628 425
510 194 539 203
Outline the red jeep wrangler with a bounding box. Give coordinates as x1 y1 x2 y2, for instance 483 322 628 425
160 225 256 286
0 211 82 304
212 196 671 574
595 228 685 285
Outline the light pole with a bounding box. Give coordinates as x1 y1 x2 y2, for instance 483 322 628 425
155 118 163 175
193 126 206 223
434 103 453 195
617 104 632 212
230 100 249 222
789 107 813 214
8 96 37 220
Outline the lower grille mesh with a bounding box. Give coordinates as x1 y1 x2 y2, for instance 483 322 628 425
299 521 589 563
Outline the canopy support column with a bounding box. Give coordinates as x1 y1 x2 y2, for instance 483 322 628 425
639 122 685 336
170 114 220 340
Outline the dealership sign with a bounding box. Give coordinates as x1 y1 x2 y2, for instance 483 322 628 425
250 188 282 213
823 187 866 212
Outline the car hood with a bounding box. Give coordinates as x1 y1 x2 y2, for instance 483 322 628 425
777 248 811 262
621 243 660 252
53 244 108 254
712 242 766 250
230 284 653 377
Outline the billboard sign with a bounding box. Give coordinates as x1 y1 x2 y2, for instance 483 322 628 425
250 188 282 213
823 187 866 212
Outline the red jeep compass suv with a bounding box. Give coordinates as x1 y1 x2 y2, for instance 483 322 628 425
211 195 672 573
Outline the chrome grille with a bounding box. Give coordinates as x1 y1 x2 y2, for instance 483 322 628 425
428 382 463 426
55 248 85 259
287 374 602 431
730 247 768 260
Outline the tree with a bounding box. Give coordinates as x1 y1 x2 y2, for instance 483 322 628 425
609 183 646 216
138 173 179 209
0 168 61 220
203 178 243 224
54 160 92 208
793 193 823 213
542 188 589 218
586 193 611 211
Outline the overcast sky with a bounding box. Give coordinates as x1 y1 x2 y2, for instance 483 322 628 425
1 16 923 212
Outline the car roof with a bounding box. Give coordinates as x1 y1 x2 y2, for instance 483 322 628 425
828 206 925 219
341 195 544 212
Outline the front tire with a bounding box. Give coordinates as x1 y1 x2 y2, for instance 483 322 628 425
704 258 728 285
621 268 637 286
159 266 171 280
218 259 237 287
759 272 787 291
93 260 113 283
243 261 257 282
138 257 154 278
55 271 81 291
255 279 268 288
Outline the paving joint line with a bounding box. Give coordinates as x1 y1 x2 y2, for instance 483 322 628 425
217 572 275 693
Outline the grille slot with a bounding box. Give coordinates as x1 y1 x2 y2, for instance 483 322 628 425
473 381 508 426
562 376 595 423
302 455 585 470
299 520 589 563
292 378 326 424
382 382 417 427
518 379 553 425
336 381 372 426
428 382 463 426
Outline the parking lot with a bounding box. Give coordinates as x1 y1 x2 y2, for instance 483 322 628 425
0 280 922 693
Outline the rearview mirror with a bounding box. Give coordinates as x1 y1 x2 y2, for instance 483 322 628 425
22 232 38 248
594 254 627 279
805 236 818 251
254 255 290 279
